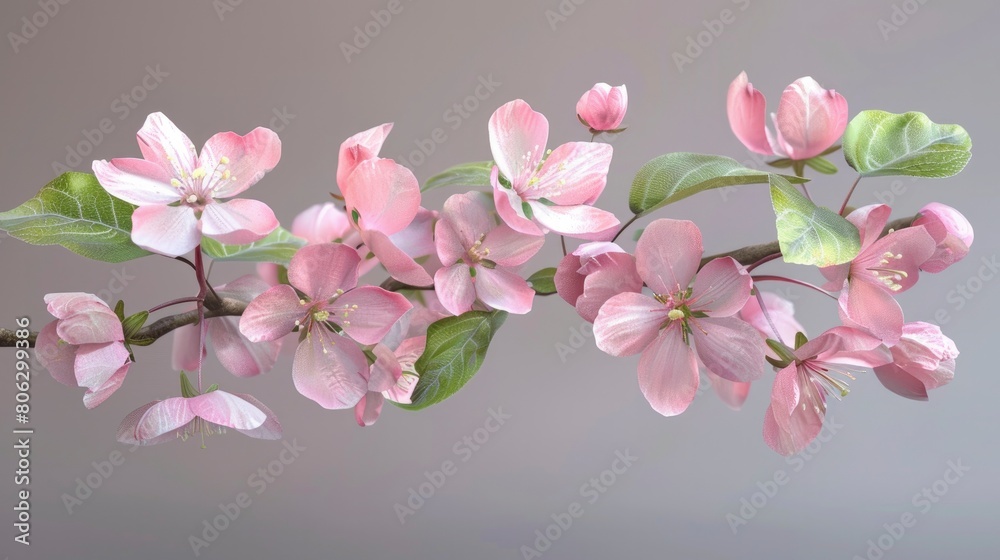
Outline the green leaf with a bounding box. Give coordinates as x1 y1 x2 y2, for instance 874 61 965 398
422 161 494 192
201 227 305 265
121 310 149 339
628 153 807 216
842 110 971 178
398 310 507 410
526 267 558 295
0 172 151 262
770 175 860 266
804 156 838 175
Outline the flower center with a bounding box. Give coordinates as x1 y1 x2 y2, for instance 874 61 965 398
467 235 490 262
866 251 907 291
667 309 685 321
169 154 238 208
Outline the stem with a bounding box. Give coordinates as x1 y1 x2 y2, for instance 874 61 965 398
753 289 785 345
560 235 568 257
799 182 814 203
840 175 862 216
148 297 202 314
752 275 837 300
745 252 782 273
611 214 640 244
194 246 209 392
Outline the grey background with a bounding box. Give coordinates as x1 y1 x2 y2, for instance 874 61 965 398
2 1 998 558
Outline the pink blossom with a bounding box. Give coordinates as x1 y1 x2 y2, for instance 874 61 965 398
912 202 974 273
763 327 891 456
576 83 628 133
821 204 936 345
239 243 411 409
554 241 642 322
593 219 765 416
489 100 620 239
354 336 426 426
337 122 393 192
35 293 130 409
873 322 958 400
93 112 280 257
172 275 282 378
117 389 281 446
433 192 544 315
727 72 848 161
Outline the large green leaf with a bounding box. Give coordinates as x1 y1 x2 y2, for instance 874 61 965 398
526 267 557 295
0 172 150 262
422 161 494 192
201 227 305 265
399 310 507 410
628 153 806 216
842 110 971 178
770 175 860 266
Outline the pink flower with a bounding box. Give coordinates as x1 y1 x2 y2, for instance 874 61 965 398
117 389 281 446
35 293 130 409
337 122 392 191
341 157 435 286
576 83 628 133
708 292 807 411
93 112 280 257
912 202 974 273
172 275 282 378
354 335 426 426
593 219 765 416
763 327 891 456
489 100 620 239
239 243 412 409
821 204 936 345
554 242 642 322
433 192 544 315
727 72 848 161
873 322 958 400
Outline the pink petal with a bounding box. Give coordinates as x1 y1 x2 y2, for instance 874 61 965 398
215 274 271 303
188 390 267 430
691 316 765 383
532 142 613 205
434 264 477 316
845 204 891 249
365 230 434 286
774 77 848 160
239 284 307 342
209 316 281 377
91 158 182 205
82 363 129 409
726 72 775 156
690 257 752 316
51 301 123 345
344 158 420 235
438 192 495 262
739 292 805 342
369 343 403 392
334 286 413 345
872 363 930 401
171 323 204 372
855 227 936 294
638 326 699 416
355 392 386 427
474 267 536 315
131 397 196 443
635 219 703 294
489 100 548 189
799 326 892 368
288 243 361 301
390 207 437 259
201 198 279 245
292 202 353 244
44 292 110 320
231 393 283 440
528 202 620 240
385 372 420 404
74 341 130 393
35 321 78 387
593 292 668 357
838 279 904 345
483 224 544 267
763 365 825 456
198 127 282 198
136 112 198 177
337 122 393 191
554 252 586 307
292 329 369 409
706 370 751 411
130 204 201 257
492 167 542 235
575 253 643 323
577 83 627 132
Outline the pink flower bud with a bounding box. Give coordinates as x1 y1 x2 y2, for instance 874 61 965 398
912 202 974 273
576 83 627 133
873 322 958 400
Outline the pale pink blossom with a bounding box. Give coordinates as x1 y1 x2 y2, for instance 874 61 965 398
554 242 642 322
576 83 628 133
240 243 411 409
727 72 848 161
821 204 936 345
763 327 891 456
873 322 958 400
912 202 974 273
433 192 544 315
593 219 765 416
93 112 280 257
337 122 393 192
489 100 620 239
117 389 281 445
355 335 426 426
36 293 130 409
